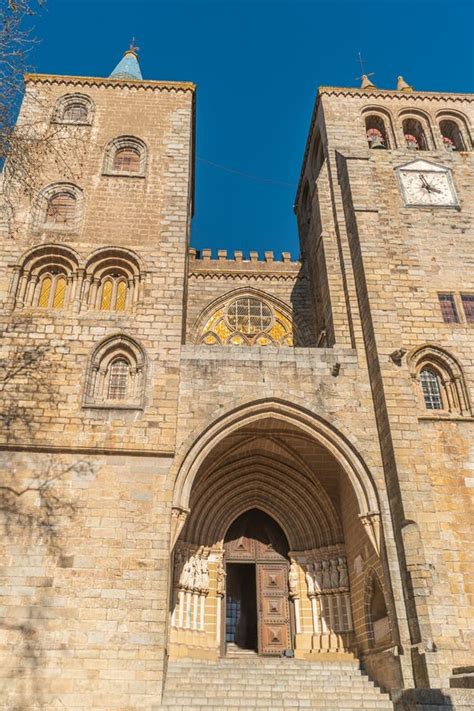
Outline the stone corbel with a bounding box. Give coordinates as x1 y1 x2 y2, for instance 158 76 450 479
359 511 381 555
170 505 190 549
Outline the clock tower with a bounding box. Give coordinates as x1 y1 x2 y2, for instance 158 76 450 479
295 78 474 689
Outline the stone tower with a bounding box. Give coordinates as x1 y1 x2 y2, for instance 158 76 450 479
294 78 474 691
0 50 473 710
0 49 196 708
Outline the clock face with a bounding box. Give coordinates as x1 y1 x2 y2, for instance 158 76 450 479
397 160 458 207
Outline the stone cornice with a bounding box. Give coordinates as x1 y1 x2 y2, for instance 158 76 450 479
318 86 474 102
25 73 196 93
188 271 300 282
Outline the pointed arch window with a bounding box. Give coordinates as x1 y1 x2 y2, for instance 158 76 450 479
419 368 443 410
409 346 471 417
84 335 146 409
106 358 129 400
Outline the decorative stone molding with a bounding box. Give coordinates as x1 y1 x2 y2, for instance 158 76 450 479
359 511 381 555
170 506 190 549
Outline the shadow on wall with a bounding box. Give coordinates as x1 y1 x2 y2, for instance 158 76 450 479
290 262 318 347
392 688 458 710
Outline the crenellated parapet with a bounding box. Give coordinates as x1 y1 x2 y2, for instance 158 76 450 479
188 247 302 282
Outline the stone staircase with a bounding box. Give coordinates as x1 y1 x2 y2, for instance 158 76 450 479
158 656 394 710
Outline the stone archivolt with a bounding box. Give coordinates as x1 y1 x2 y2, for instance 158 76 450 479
169 415 386 660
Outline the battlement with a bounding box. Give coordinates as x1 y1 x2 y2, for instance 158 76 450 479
188 248 300 276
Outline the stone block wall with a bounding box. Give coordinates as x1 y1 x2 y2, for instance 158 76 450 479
296 85 474 686
185 248 317 346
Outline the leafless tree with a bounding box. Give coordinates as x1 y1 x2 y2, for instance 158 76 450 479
0 0 87 235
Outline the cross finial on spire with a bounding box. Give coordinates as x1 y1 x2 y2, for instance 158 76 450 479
128 37 139 54
356 51 375 85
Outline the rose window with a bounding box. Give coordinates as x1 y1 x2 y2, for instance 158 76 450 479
197 296 294 347
226 298 273 335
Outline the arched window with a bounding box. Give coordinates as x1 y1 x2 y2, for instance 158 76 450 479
409 345 471 416
419 368 443 410
53 94 94 125
33 183 83 232
84 248 142 312
106 358 130 400
63 102 88 123
103 136 147 177
98 275 128 311
439 120 466 152
46 191 77 225
403 118 428 151
365 115 389 149
37 273 67 309
113 146 141 173
8 244 80 311
84 335 146 409
194 292 296 347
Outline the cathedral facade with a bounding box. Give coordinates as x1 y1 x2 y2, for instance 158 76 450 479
0 51 473 709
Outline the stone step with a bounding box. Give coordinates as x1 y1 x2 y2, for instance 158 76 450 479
160 657 394 710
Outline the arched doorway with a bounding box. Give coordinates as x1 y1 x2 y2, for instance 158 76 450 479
224 509 291 656
168 402 399 687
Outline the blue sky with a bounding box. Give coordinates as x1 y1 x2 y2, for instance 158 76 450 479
31 0 474 258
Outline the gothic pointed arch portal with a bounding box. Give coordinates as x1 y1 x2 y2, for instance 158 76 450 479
168 400 396 662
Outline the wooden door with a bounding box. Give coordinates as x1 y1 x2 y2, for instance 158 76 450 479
224 509 292 656
257 562 290 655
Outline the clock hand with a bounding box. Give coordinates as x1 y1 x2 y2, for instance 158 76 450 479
419 174 436 192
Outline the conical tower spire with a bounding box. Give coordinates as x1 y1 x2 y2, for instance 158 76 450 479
110 43 143 81
396 75 413 92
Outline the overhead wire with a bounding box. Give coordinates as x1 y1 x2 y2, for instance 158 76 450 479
197 156 296 188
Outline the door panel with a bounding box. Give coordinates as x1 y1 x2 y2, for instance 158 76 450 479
257 562 290 655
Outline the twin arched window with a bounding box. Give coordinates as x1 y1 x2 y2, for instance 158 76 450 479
37 273 67 309
84 335 145 408
410 346 471 416
9 245 143 313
